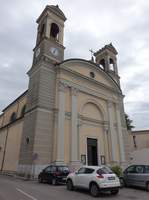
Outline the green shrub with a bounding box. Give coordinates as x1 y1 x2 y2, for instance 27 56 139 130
111 165 123 177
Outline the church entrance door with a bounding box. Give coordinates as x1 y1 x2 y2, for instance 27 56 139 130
87 138 98 166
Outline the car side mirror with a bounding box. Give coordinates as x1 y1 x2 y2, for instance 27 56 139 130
75 172 78 175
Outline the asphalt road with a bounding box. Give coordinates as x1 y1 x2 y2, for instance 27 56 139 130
0 175 149 200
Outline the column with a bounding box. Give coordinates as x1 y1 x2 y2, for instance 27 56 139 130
70 87 81 169
107 101 117 162
116 103 125 163
56 81 66 164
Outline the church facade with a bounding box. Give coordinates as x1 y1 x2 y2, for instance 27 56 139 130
0 5 129 176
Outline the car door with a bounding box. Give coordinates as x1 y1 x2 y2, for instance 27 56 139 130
134 165 145 187
82 168 95 188
74 167 86 187
124 165 136 186
42 166 52 182
144 165 149 188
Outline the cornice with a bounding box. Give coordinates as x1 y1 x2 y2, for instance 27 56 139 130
0 116 24 132
58 79 120 104
58 58 122 92
58 64 122 95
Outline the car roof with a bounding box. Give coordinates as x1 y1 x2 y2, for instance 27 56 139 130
46 165 68 167
81 165 106 170
127 164 149 167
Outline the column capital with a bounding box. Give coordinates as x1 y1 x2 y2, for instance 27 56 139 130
78 119 83 126
58 81 68 92
107 100 113 108
103 124 109 132
71 87 79 96
115 102 120 111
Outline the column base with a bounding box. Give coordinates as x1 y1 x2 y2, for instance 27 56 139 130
52 160 65 165
17 164 48 178
120 161 128 169
69 161 82 172
110 161 119 166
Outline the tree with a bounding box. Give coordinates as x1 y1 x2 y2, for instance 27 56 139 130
125 113 135 131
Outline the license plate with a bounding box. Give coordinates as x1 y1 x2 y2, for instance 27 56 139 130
108 177 115 180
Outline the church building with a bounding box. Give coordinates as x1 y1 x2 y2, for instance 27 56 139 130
0 5 129 176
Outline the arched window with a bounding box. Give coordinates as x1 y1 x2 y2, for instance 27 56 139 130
20 105 26 117
10 112 17 123
50 23 59 40
99 59 105 70
109 58 115 71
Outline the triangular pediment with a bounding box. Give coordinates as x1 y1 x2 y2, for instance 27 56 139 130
59 59 121 93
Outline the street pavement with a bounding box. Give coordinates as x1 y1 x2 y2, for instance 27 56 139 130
0 175 149 200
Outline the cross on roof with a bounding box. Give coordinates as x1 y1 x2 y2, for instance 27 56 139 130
89 49 94 56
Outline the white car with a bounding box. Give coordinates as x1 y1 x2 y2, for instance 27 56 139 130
66 166 120 197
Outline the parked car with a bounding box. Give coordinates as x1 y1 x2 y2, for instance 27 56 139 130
66 166 120 197
38 165 70 185
120 164 149 191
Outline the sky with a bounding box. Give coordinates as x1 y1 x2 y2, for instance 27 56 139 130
0 0 149 130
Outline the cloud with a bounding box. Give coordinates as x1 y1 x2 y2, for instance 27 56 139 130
0 0 149 130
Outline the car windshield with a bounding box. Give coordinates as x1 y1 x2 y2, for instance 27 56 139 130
58 166 69 172
97 167 113 174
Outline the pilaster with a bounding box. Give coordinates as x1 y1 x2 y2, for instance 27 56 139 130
103 125 110 164
116 103 125 163
70 87 79 162
107 100 117 162
56 81 67 164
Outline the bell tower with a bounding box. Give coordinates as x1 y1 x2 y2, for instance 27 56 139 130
33 5 66 65
94 43 120 85
18 5 66 177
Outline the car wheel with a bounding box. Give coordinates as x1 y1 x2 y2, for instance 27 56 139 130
120 178 125 188
52 178 57 185
38 176 43 183
90 183 99 197
66 179 74 191
146 182 149 192
111 189 119 195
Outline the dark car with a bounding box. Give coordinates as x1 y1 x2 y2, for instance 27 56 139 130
120 164 149 191
38 165 70 185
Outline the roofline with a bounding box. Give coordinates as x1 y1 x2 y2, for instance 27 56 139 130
132 129 149 134
36 5 67 23
59 58 122 93
94 43 118 56
2 90 28 112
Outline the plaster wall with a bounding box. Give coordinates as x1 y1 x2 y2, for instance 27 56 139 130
2 121 23 172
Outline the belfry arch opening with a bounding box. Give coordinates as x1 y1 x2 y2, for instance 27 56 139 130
109 58 115 71
99 59 105 70
50 23 59 40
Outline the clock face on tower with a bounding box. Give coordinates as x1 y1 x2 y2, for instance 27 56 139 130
50 47 59 57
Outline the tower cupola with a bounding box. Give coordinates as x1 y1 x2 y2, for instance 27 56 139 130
94 43 120 84
33 5 67 64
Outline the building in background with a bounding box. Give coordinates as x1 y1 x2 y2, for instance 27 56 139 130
0 5 129 176
129 130 149 164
